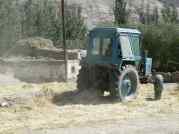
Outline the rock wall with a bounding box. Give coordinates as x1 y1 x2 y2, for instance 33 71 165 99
0 59 80 83
4 47 78 60
67 0 164 28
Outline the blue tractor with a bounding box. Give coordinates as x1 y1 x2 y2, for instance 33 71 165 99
77 27 152 101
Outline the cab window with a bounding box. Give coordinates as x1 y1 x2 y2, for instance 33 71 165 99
120 35 133 58
92 38 113 57
130 35 140 56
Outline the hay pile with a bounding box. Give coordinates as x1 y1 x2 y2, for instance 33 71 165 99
16 37 55 50
3 37 57 58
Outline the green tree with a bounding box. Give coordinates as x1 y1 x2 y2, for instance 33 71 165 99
137 1 145 24
64 4 87 40
145 2 151 25
139 24 179 71
161 4 178 24
20 0 87 47
0 0 87 53
137 3 159 25
0 0 21 52
152 7 159 25
114 0 128 25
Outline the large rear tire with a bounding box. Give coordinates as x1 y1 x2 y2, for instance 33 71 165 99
77 66 90 90
117 66 139 101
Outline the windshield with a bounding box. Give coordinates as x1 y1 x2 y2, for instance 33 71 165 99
91 38 113 57
120 35 134 59
130 36 140 56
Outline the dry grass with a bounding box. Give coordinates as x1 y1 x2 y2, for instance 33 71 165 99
0 83 179 134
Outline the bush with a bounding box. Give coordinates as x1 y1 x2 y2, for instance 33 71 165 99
139 24 179 71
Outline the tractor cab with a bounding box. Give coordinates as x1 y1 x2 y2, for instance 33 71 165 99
87 27 142 68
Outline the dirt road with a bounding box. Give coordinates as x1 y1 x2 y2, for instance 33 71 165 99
28 117 179 134
0 83 179 134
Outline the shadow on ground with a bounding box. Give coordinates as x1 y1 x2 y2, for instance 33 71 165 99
52 89 119 106
145 97 156 101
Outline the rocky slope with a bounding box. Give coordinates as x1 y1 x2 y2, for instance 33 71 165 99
159 0 179 6
67 0 178 28
67 0 115 28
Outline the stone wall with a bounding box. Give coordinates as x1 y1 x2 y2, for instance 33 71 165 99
4 46 79 60
0 59 80 83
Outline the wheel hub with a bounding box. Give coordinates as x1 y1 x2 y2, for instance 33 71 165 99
121 77 132 97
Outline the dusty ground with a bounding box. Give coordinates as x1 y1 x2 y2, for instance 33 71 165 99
0 82 179 134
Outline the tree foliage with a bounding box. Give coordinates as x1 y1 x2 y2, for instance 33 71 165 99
161 4 178 24
137 2 159 25
0 0 21 50
139 24 179 71
21 0 87 45
0 0 87 52
134 2 179 71
114 0 128 25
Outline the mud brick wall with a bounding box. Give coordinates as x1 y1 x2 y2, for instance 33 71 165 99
0 59 80 83
33 49 79 60
5 46 79 60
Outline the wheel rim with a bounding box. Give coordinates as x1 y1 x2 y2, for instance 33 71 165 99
121 75 132 97
119 72 137 99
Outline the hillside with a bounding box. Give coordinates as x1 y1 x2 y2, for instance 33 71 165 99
159 0 179 6
67 0 178 28
67 0 114 28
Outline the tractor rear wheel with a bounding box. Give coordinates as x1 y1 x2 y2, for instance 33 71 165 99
77 66 90 90
117 66 139 101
